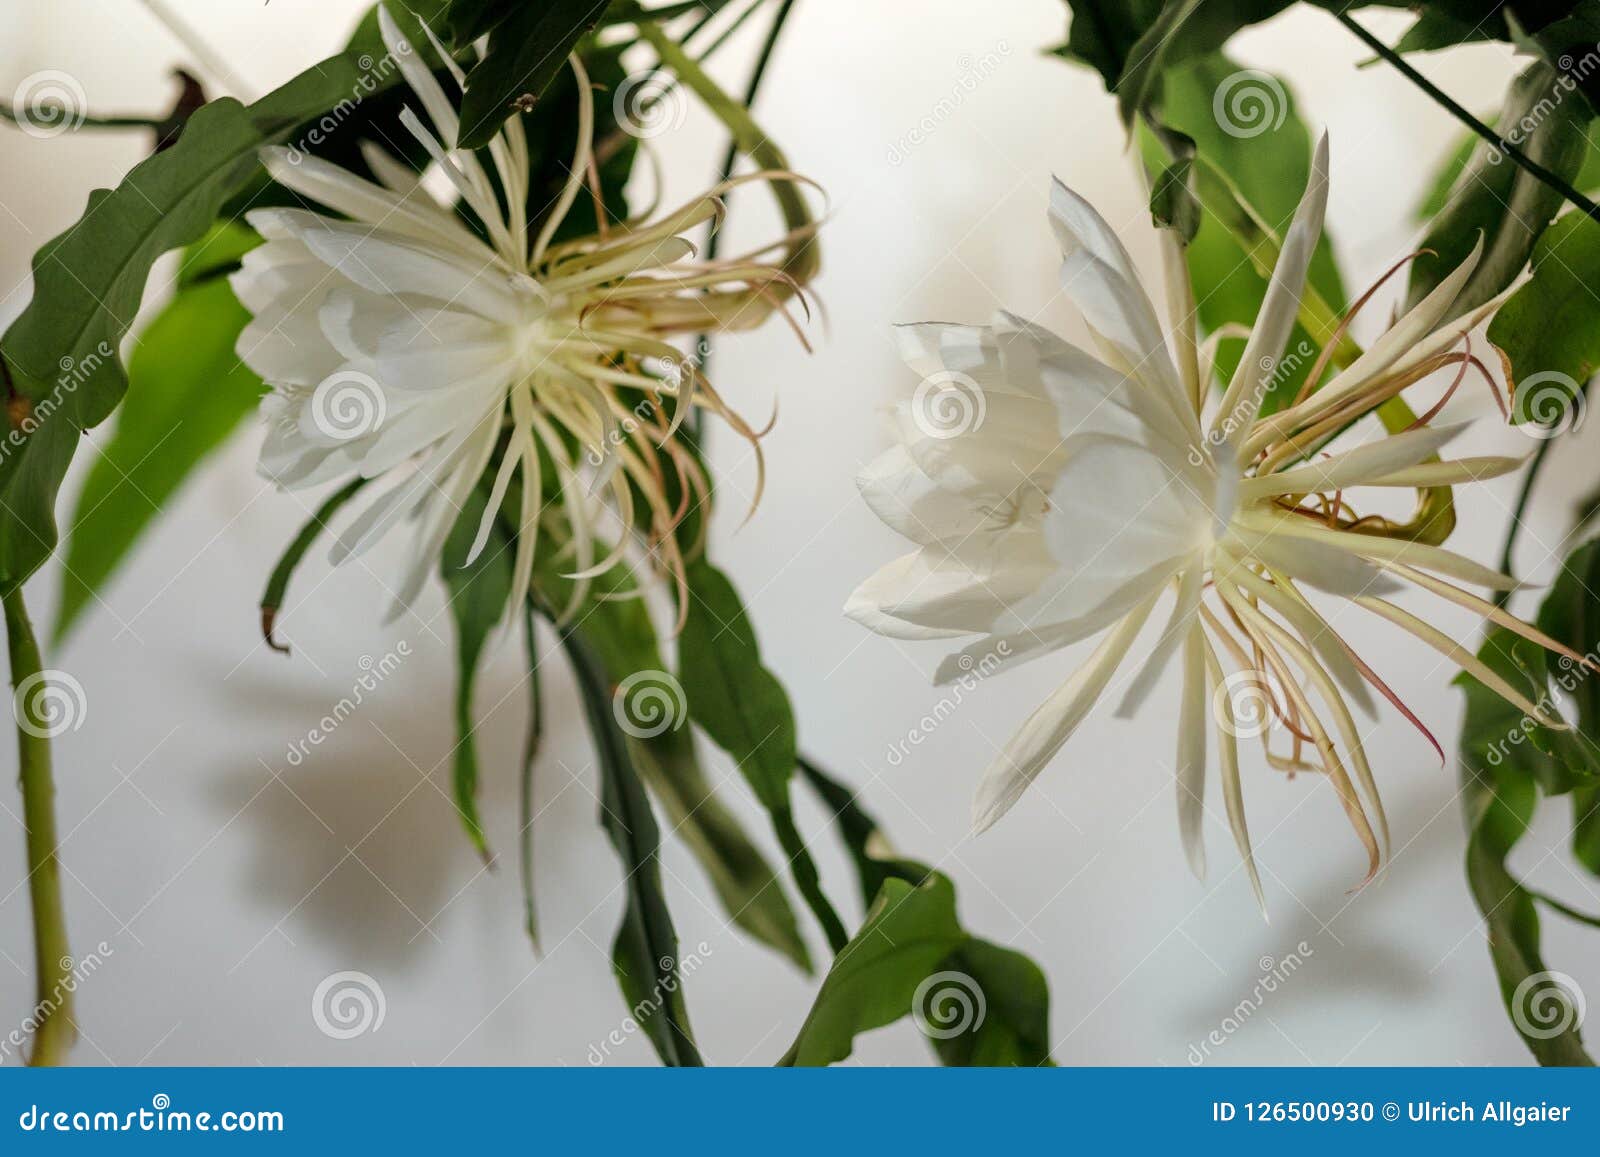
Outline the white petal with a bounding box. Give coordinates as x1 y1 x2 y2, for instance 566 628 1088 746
1175 623 1208 879
971 594 1157 833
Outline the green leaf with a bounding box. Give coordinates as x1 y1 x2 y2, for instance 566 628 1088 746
456 0 611 150
1149 150 1201 244
52 225 263 641
1486 209 1600 414
538 556 810 969
931 938 1053 1067
1052 0 1163 90
678 560 848 952
1393 7 1496 54
779 874 964 1067
258 479 366 653
678 560 795 809
440 487 515 858
631 728 811 973
0 49 406 594
797 759 1054 1066
561 627 702 1066
1407 62 1589 320
1456 536 1600 1067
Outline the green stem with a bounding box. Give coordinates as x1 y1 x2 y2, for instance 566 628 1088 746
1494 437 1554 609
638 20 819 289
1336 11 1600 225
4 586 74 1066
695 0 799 415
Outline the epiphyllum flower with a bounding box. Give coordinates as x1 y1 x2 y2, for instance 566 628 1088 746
233 7 814 622
847 136 1585 902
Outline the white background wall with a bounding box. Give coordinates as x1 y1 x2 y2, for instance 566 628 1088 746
1 0 1595 1066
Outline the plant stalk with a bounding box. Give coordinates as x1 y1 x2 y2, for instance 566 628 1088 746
4 586 74 1066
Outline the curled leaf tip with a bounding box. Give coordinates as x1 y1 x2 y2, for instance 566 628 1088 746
261 606 290 655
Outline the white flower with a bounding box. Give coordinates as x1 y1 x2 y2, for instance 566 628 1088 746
848 136 1582 902
233 7 813 622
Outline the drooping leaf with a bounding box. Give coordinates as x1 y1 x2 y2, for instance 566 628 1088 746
440 487 516 858
258 479 367 654
1457 537 1600 1066
779 874 965 1067
455 0 611 150
1407 62 1590 320
538 555 810 969
0 48 411 595
678 559 847 951
561 627 702 1066
53 225 263 641
1486 209 1600 415
797 759 1054 1066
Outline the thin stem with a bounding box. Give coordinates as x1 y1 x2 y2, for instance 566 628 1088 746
638 21 819 287
697 0 799 387
1337 11 1600 225
1495 437 1554 609
4 586 74 1066
0 106 165 132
